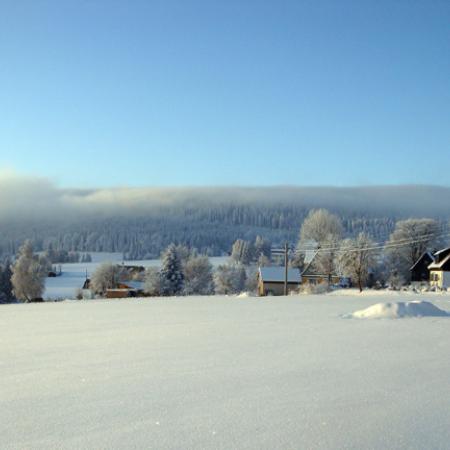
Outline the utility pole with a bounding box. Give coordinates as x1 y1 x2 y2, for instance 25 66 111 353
270 243 290 295
284 241 288 296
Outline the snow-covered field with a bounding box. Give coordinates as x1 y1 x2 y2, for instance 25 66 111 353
2 293 450 449
44 254 230 300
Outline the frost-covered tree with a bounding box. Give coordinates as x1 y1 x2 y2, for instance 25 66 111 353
90 263 124 295
160 244 184 296
214 263 247 294
173 244 194 265
144 267 161 296
231 239 254 265
339 233 376 292
290 251 305 270
244 266 258 293
386 219 441 280
44 245 80 263
297 209 343 284
257 253 271 267
298 209 343 245
183 255 214 295
0 261 14 303
11 241 47 302
254 236 271 259
315 236 342 284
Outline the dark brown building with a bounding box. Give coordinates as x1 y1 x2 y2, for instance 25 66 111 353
410 251 435 282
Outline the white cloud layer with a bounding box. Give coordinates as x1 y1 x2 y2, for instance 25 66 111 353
1 171 450 222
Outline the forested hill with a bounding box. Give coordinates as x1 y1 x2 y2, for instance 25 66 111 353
0 185 449 259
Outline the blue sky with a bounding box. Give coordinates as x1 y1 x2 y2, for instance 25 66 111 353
0 0 449 188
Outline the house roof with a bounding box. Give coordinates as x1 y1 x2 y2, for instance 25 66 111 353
125 280 145 290
118 280 145 290
410 251 435 271
259 267 301 283
301 255 338 278
434 247 450 256
428 253 450 270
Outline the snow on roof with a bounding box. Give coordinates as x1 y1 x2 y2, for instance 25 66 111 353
259 267 301 283
428 253 450 270
125 280 145 290
434 247 450 256
409 251 435 271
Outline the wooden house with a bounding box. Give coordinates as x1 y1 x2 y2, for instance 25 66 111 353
428 247 450 289
257 267 301 296
106 281 145 298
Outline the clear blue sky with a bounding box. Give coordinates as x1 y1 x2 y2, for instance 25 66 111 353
0 0 449 187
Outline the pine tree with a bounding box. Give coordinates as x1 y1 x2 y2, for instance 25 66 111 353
160 244 184 296
0 262 14 303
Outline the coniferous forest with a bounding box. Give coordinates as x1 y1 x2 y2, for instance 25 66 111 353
4 185 449 260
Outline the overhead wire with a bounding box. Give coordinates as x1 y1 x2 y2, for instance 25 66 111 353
294 226 450 255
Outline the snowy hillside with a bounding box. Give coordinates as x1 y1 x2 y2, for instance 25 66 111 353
2 294 450 449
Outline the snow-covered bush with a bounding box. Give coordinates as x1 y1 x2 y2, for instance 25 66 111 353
244 266 258 294
144 267 161 296
183 255 214 295
387 273 405 291
214 263 247 295
300 282 329 295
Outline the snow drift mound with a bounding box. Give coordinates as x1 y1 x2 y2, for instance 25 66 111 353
347 301 449 319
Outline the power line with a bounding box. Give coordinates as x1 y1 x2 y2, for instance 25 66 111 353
295 228 450 255
296 221 448 251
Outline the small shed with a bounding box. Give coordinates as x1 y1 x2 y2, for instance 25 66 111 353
258 267 301 296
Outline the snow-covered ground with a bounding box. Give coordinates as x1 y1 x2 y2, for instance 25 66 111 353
44 254 230 300
2 293 450 449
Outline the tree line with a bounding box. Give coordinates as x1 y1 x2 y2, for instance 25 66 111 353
88 244 253 298
1 209 448 303
0 204 398 260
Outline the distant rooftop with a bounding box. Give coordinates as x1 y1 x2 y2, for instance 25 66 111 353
259 267 301 283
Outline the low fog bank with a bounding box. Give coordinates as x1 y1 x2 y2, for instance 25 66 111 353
1 172 450 222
